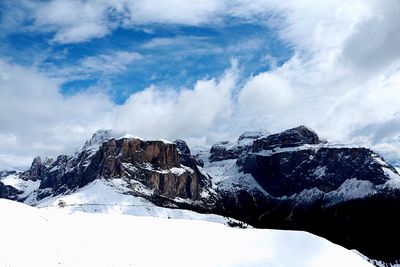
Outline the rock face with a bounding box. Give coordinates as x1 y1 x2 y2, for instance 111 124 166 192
0 181 21 200
22 157 46 181
2 132 210 204
2 126 400 264
209 129 269 162
259 188 400 263
240 146 392 197
212 126 400 263
37 137 208 201
175 139 204 168
252 125 321 152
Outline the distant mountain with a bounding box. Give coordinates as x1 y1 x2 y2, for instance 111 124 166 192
1 126 400 265
203 126 400 265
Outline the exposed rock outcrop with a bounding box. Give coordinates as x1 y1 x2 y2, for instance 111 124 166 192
239 146 393 197
0 181 21 200
2 126 400 264
212 126 400 263
37 137 209 201
175 139 204 168
209 129 269 162
252 125 321 152
22 156 46 181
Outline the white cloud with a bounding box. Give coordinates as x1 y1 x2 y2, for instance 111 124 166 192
0 57 239 169
142 36 209 49
121 0 225 26
7 0 226 44
231 0 400 145
113 62 238 141
0 60 114 169
3 0 390 51
339 0 400 76
42 50 142 83
80 51 143 74
238 71 294 118
0 154 34 171
34 0 112 43
3 0 400 169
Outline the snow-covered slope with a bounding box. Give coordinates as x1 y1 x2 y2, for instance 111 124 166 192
2 126 400 264
0 198 373 267
34 178 238 226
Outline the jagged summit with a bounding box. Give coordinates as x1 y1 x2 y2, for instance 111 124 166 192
37 137 210 201
82 129 113 150
238 129 270 142
2 126 400 263
81 129 177 152
209 126 321 162
209 128 270 162
252 125 322 152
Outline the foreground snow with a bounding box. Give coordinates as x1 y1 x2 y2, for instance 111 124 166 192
33 179 238 226
0 199 372 267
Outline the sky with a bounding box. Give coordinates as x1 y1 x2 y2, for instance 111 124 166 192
1 0 400 169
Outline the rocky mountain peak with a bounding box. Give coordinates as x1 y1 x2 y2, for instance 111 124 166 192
4 127 400 264
82 129 113 150
238 129 270 142
42 157 54 168
24 156 46 181
174 139 204 167
32 135 210 201
175 139 191 156
252 125 321 152
209 127 319 162
31 156 42 166
209 129 270 162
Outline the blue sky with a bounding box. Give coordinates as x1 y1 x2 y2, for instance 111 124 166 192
1 0 400 169
1 14 292 104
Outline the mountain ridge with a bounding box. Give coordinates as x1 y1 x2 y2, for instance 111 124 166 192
1 125 400 265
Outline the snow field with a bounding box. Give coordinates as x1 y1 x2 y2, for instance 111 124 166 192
0 199 373 267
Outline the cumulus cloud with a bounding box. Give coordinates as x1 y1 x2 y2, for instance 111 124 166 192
4 0 226 44
0 60 114 169
113 62 238 142
232 0 400 146
7 0 360 45
3 0 400 169
339 0 400 76
0 57 239 169
238 71 294 119
34 0 112 43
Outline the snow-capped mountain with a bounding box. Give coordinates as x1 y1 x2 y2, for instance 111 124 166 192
2 126 400 265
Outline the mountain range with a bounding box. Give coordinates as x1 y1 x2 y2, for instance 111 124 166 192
1 126 400 266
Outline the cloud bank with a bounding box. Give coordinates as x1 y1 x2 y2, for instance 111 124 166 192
2 0 400 169
0 60 114 169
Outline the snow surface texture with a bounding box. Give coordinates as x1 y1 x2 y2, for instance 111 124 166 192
0 172 40 199
194 147 269 195
35 179 236 226
0 199 373 267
